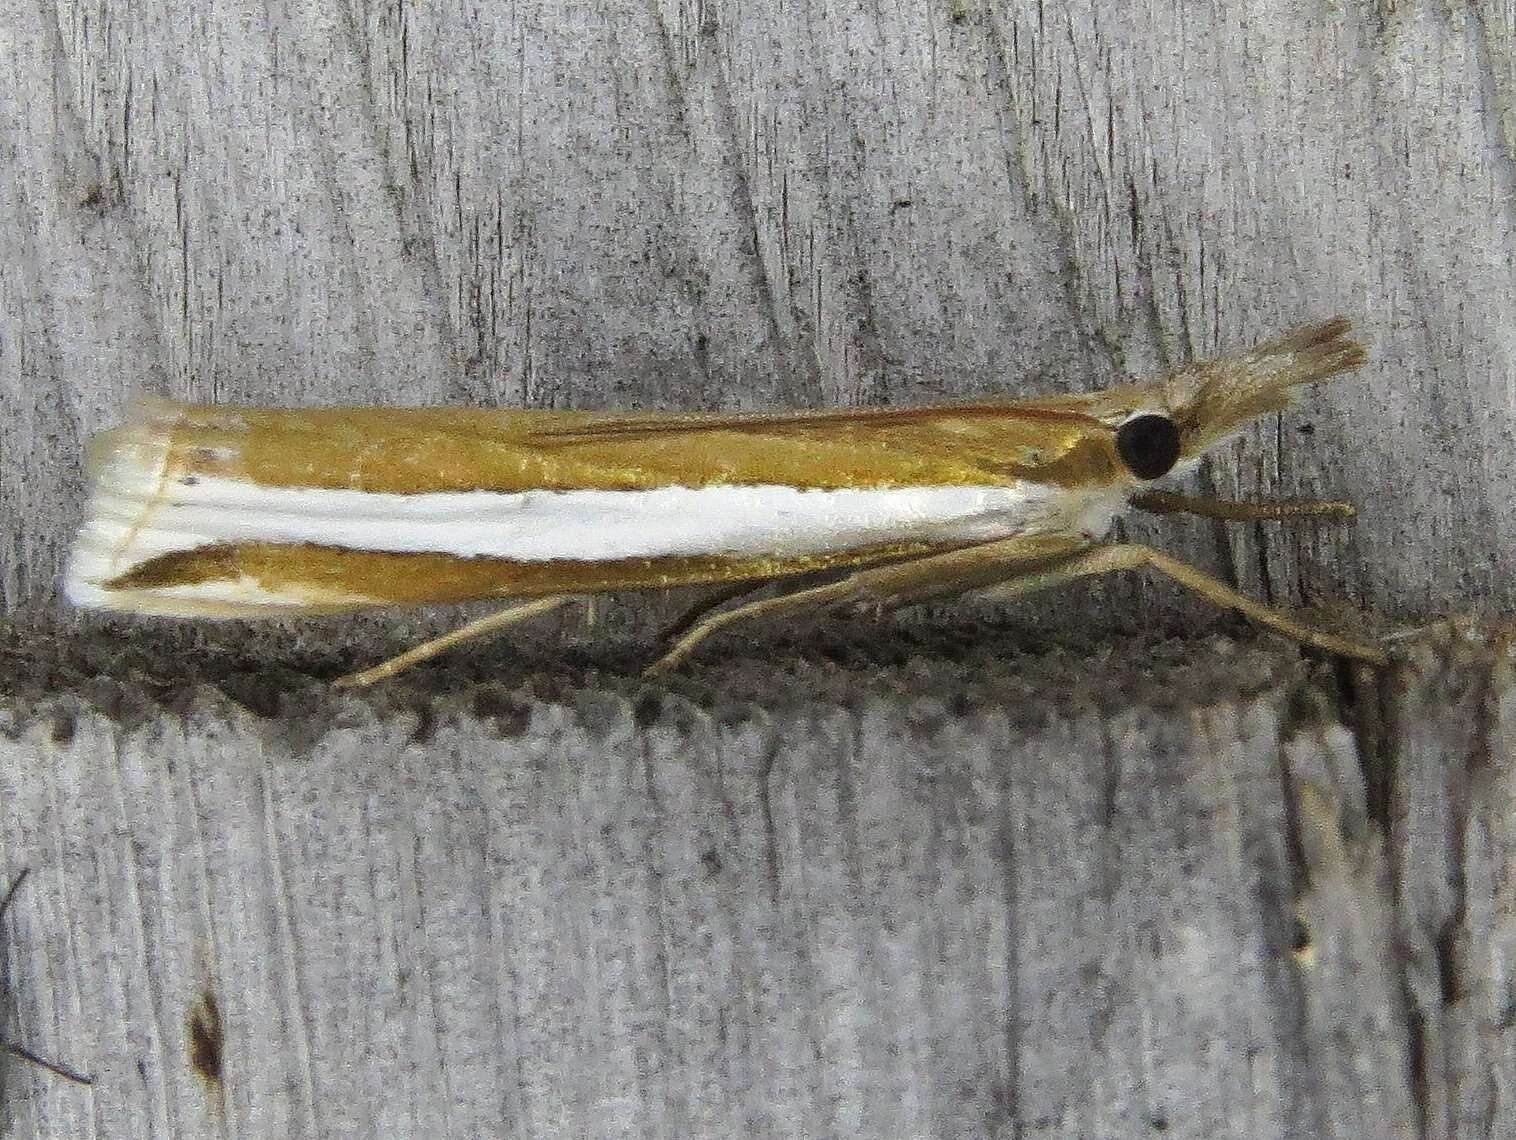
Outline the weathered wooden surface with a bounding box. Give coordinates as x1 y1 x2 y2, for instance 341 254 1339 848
0 629 1507 1139
4 1 1515 1138
3 0 1514 628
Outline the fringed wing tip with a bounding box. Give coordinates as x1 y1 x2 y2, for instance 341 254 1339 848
69 411 182 610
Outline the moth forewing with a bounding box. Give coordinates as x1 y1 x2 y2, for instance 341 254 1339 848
64 317 1384 678
65 398 1132 616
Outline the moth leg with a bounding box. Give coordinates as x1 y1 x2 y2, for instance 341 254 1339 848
1131 490 1355 522
977 543 1388 665
334 596 577 688
661 564 879 644
663 580 783 643
647 538 1388 674
645 535 1089 675
646 574 888 675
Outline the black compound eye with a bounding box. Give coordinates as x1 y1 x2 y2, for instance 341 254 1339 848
1115 413 1181 480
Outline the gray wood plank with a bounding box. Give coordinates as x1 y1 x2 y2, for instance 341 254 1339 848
0 630 1510 1138
4 1 1514 1138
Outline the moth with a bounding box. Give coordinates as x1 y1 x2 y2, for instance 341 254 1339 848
65 318 1386 683
0 870 91 1086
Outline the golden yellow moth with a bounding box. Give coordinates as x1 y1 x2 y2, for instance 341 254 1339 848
66 319 1386 682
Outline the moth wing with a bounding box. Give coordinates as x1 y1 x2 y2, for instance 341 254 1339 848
521 400 1100 444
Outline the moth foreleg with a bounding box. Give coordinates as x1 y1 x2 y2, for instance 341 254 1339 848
646 539 1388 674
978 543 1387 665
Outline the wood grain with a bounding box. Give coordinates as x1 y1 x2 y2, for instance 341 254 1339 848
2 0 1512 628
0 630 1507 1139
3 1 1514 1137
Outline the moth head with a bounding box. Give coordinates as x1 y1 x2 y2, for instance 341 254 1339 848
1103 318 1365 483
